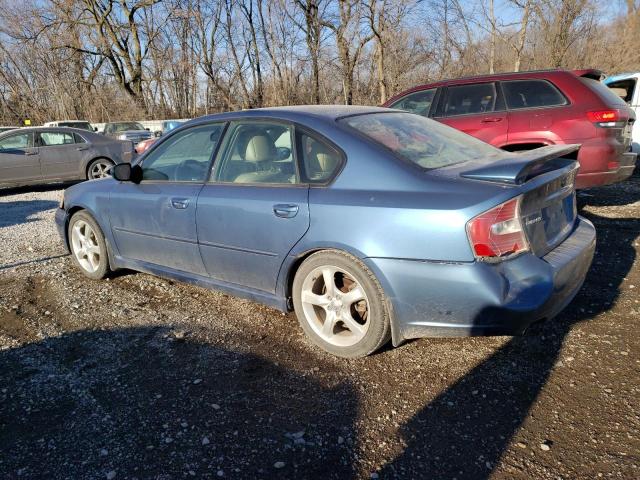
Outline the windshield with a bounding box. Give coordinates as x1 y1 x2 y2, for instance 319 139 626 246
112 122 145 132
340 112 501 169
59 122 93 130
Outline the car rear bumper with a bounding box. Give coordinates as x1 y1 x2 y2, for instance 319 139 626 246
366 217 596 346
576 147 637 188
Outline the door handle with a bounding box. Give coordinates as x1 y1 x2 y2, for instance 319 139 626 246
170 198 190 209
480 117 504 123
273 204 299 218
76 147 89 151
25 150 38 156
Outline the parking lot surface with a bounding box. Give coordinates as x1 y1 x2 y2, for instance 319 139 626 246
0 178 639 479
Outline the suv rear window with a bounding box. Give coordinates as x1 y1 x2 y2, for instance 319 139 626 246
340 112 501 170
580 77 628 107
502 80 567 109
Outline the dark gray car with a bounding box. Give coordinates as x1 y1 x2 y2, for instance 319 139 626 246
0 127 134 188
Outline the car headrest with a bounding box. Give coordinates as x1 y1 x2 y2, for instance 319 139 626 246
245 134 276 162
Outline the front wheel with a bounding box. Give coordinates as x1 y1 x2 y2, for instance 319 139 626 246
68 211 110 280
292 250 391 358
87 158 115 180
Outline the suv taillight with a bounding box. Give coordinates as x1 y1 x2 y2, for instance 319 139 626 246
587 109 624 128
466 196 529 260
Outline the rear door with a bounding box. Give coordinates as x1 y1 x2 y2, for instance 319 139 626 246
0 131 39 185
434 82 507 146
501 79 570 147
196 120 310 293
38 130 84 180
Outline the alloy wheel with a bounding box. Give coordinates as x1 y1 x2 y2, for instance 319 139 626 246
300 265 370 347
71 220 101 273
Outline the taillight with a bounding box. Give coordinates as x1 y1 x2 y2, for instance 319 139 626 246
587 109 623 128
466 196 529 260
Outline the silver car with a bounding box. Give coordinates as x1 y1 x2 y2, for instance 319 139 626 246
0 127 134 188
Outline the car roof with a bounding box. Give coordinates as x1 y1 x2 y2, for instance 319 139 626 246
383 68 604 106
195 105 391 124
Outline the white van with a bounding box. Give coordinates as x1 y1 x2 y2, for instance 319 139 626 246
43 120 97 132
604 73 640 153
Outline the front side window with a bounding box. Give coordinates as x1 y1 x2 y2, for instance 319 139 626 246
297 131 342 183
341 112 501 170
40 131 75 146
502 80 567 109
388 89 437 117
214 122 297 184
141 123 225 182
443 83 497 117
0 132 32 150
605 78 636 104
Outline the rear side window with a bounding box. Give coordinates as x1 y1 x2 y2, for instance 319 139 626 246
388 89 436 117
442 83 497 117
502 80 567 109
580 77 628 107
296 131 342 183
40 132 75 146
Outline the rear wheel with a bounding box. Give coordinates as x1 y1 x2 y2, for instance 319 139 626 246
292 250 391 358
87 158 115 180
68 211 110 280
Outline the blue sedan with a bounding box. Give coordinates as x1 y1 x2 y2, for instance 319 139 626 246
56 106 596 357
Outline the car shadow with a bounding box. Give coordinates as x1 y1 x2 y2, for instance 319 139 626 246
578 175 640 208
376 210 638 478
0 200 59 228
0 182 80 197
0 327 359 479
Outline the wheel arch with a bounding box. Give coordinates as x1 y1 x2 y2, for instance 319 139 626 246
280 246 401 346
64 206 117 270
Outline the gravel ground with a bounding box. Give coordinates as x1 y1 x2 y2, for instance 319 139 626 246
0 178 638 479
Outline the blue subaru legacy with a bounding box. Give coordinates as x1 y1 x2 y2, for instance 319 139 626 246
56 106 596 357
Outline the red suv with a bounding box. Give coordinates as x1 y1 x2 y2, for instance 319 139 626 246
383 69 637 188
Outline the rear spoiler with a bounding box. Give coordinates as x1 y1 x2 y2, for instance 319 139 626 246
461 144 581 185
572 69 604 80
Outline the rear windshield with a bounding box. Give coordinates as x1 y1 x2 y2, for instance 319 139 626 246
339 112 501 170
580 78 628 107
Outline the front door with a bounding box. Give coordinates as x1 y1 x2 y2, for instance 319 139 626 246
197 121 310 293
435 82 508 146
108 123 225 275
0 132 39 185
38 130 84 180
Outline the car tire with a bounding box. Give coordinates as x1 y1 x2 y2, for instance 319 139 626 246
87 158 115 180
68 211 110 280
292 250 391 358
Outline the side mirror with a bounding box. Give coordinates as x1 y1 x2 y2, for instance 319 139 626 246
94 127 98 132
112 163 131 181
276 147 291 160
145 128 150 131
113 163 143 183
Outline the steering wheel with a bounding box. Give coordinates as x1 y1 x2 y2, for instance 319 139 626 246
175 159 207 181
